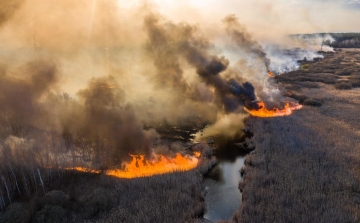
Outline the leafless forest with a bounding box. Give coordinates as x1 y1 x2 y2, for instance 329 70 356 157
0 140 216 223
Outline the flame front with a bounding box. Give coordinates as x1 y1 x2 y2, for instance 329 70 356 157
194 152 201 157
65 167 101 174
268 70 274 77
106 153 198 178
62 153 199 179
245 101 302 117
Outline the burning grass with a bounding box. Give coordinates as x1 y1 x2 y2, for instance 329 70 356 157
0 140 213 223
66 153 199 179
232 50 360 223
245 101 302 117
106 153 199 178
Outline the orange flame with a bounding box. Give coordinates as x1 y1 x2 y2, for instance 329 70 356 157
106 153 198 178
194 152 201 157
245 101 302 117
57 153 199 179
268 71 274 77
64 167 101 174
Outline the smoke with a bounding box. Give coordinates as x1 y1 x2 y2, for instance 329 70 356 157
0 71 159 170
144 14 260 113
290 33 335 52
0 0 23 27
0 0 357 211
194 113 248 142
0 58 59 132
0 0 321 172
223 15 270 71
71 76 159 167
264 45 324 74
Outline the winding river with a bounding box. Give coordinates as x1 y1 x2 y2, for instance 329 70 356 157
203 144 247 222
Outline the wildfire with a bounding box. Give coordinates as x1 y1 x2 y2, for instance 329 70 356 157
245 101 302 117
64 167 101 174
58 153 199 179
100 85 116 88
268 70 274 77
106 153 198 178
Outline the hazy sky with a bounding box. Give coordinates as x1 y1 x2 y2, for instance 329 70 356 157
1 0 359 51
117 0 360 35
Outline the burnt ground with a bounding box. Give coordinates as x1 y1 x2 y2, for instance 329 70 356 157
231 50 360 223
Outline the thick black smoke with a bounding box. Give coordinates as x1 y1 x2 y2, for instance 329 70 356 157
0 59 59 134
144 15 260 112
223 14 270 71
61 76 158 169
0 61 158 170
144 15 188 93
144 15 216 107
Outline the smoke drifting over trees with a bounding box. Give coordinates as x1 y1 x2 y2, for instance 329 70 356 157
71 76 158 166
144 14 261 113
0 59 59 131
0 3 310 175
0 1 325 213
0 2 315 165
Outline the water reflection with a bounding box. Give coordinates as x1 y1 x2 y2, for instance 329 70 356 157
203 143 246 222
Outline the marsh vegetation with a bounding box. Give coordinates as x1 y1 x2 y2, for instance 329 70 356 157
233 50 360 223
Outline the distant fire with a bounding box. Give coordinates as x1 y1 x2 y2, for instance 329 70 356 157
64 167 101 174
268 70 274 77
194 152 201 157
245 101 302 117
60 153 199 179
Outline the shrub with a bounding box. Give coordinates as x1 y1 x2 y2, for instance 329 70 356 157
334 82 352 90
78 188 116 218
285 92 308 104
350 79 360 88
296 82 320 88
303 98 322 106
302 64 309 72
335 70 351 76
34 205 66 223
286 84 303 91
351 72 360 77
37 190 70 208
0 202 31 223
323 69 336 74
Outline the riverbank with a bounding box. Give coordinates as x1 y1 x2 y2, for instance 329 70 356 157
232 50 360 222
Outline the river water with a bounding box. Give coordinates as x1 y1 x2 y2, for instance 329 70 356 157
203 144 247 222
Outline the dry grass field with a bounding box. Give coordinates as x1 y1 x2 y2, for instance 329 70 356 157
2 49 360 223
0 132 215 223
232 50 360 223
